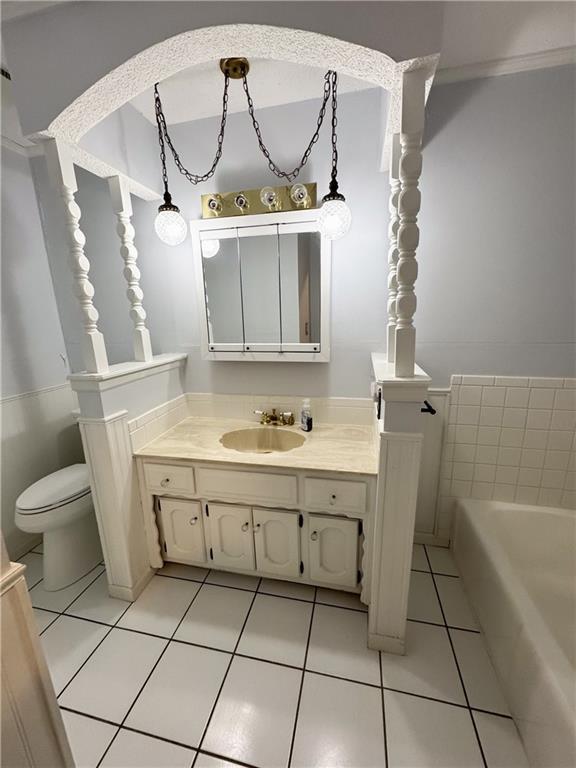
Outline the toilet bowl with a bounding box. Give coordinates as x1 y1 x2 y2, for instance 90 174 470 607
15 464 103 591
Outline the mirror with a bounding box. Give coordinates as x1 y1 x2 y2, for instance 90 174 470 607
195 213 330 361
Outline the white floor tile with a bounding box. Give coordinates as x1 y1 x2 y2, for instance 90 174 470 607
205 570 260 591
451 630 509 715
58 628 166 723
126 641 230 747
237 594 312 666
29 566 104 612
473 712 529 768
291 672 386 768
41 616 110 695
174 583 253 651
33 607 58 634
65 573 130 625
32 541 44 553
158 562 209 582
412 544 430 571
100 729 195 767
259 577 315 601
19 552 44 589
435 576 479 630
426 546 459 576
203 656 301 768
385 690 484 768
61 709 117 768
307 604 380 685
194 755 239 768
117 575 199 637
316 588 367 612
381 622 465 704
407 571 444 624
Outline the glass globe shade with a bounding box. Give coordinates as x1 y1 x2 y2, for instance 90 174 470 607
154 209 187 246
202 239 220 259
318 198 352 240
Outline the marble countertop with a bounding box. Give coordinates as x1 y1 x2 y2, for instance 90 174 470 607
134 417 379 475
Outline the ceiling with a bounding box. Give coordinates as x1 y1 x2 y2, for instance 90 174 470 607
129 59 374 126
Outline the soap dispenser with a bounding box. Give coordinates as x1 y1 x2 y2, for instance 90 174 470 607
300 398 313 432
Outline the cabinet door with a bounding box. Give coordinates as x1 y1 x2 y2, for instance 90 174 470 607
208 504 255 571
158 499 206 564
308 515 358 588
253 508 300 578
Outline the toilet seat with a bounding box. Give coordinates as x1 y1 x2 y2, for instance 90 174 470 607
16 464 91 514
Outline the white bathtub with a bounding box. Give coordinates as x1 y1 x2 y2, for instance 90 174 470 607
453 499 576 768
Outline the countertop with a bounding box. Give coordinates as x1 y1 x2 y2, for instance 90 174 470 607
134 417 379 475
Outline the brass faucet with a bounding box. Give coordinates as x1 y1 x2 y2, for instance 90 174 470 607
254 408 295 426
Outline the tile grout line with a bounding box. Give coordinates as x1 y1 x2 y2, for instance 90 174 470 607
424 546 489 768
379 648 389 768
94 568 212 767
191 575 264 767
286 586 317 768
32 563 106 617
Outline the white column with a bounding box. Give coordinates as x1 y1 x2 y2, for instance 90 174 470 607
395 69 426 378
44 138 109 374
108 176 153 362
386 134 401 362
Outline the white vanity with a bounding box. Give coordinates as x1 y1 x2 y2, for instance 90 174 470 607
134 417 378 597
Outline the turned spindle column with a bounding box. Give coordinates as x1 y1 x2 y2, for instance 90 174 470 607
386 134 401 363
109 176 153 362
395 70 426 378
44 139 109 374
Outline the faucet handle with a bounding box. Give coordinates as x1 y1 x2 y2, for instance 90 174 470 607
254 409 264 415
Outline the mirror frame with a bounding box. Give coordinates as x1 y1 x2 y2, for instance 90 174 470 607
191 209 332 362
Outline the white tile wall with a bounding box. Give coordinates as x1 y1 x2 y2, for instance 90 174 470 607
437 376 576 538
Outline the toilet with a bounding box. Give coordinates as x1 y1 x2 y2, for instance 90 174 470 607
15 464 103 591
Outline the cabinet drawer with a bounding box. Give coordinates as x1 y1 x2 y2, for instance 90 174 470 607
144 463 195 496
304 478 366 514
196 468 298 507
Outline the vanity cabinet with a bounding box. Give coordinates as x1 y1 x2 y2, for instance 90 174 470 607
138 459 374 594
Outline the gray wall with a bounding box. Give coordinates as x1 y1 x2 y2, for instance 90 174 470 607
1 147 69 396
417 64 575 382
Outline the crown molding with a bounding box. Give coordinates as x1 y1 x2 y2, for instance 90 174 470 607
435 46 576 86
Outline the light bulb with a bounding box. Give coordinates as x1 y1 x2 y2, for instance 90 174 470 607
318 198 352 240
154 208 187 246
202 239 220 259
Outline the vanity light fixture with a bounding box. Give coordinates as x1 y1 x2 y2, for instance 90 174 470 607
153 60 351 243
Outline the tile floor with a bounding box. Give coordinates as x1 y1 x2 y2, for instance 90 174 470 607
21 542 530 768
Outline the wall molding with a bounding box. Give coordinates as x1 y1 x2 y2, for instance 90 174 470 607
0 382 69 404
435 45 576 86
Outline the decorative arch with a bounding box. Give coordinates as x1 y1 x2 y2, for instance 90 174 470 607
45 23 437 160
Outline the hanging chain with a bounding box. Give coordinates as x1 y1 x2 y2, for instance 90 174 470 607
154 74 230 190
241 70 334 182
154 69 338 191
329 70 339 186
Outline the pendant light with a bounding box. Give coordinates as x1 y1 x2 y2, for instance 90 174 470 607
318 71 352 240
154 85 187 246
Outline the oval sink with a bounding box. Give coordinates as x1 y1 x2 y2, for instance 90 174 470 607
220 428 306 454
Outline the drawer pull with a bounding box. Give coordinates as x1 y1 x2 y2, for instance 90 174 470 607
160 477 171 487
189 516 198 525
241 522 250 532
329 493 337 505
310 530 318 541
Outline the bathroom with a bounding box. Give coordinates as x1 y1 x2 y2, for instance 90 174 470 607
1 2 574 767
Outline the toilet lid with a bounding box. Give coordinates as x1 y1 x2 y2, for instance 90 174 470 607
16 464 91 512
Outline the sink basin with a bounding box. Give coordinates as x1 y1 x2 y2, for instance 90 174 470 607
220 428 306 454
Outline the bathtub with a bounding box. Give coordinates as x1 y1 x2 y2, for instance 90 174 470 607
453 499 575 768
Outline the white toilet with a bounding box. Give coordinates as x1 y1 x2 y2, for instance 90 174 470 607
15 464 103 591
